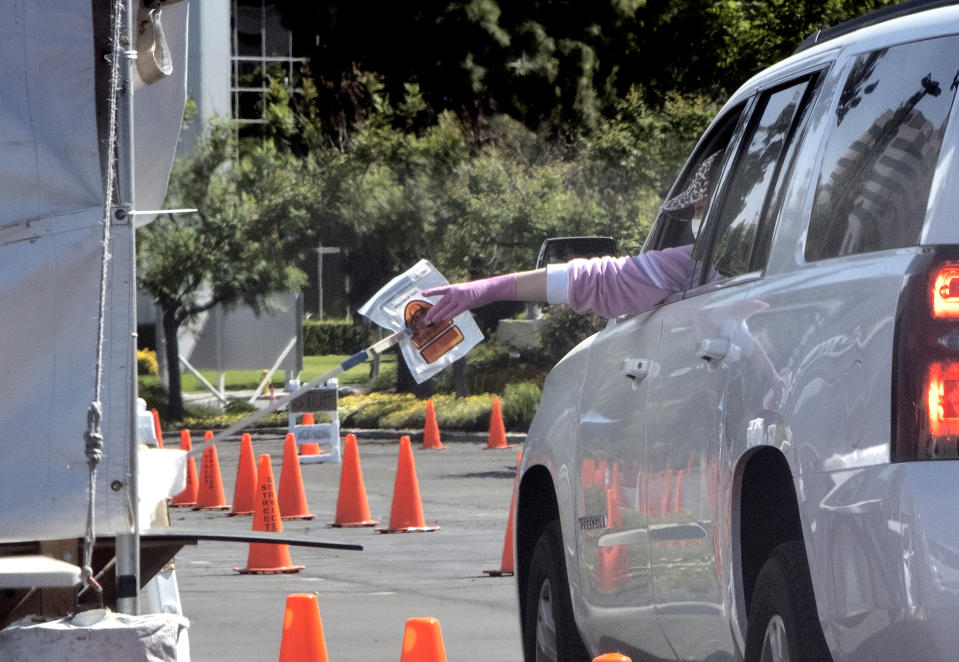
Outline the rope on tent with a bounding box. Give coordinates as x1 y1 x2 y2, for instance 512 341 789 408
80 0 127 606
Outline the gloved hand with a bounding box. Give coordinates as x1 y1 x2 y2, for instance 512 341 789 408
422 274 517 323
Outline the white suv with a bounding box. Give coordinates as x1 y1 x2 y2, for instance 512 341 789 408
515 3 959 661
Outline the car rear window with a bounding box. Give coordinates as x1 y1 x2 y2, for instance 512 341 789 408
805 35 959 262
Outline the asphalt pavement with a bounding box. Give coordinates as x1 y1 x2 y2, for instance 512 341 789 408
166 430 525 661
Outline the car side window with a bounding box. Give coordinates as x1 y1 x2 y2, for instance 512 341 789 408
643 105 744 295
805 36 959 262
703 78 814 281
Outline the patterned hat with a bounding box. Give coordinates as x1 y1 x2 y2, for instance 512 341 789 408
660 150 723 212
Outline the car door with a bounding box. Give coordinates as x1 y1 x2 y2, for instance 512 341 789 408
645 76 821 660
573 305 672 658
572 106 749 659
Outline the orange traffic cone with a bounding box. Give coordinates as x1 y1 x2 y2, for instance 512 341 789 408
330 434 378 527
399 617 448 662
171 455 198 507
278 593 329 662
230 433 257 516
194 444 229 510
150 409 164 448
487 396 508 449
377 436 439 533
422 399 444 450
179 429 192 451
233 454 304 574
299 442 323 457
279 433 316 520
485 450 521 577
593 655 632 662
302 413 315 425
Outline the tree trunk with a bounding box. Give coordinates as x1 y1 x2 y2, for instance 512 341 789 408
162 303 184 421
453 357 468 397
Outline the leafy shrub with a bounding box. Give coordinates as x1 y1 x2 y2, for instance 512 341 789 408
536 306 607 365
224 397 257 415
137 348 159 376
339 384 543 432
139 381 169 420
434 395 494 430
180 410 289 430
366 359 399 392
340 392 418 428
461 342 549 394
501 382 543 430
303 319 373 355
379 399 427 429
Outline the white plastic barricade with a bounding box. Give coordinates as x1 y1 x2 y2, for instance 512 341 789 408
289 379 341 463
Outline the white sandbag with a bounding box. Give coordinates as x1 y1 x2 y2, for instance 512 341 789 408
0 608 190 661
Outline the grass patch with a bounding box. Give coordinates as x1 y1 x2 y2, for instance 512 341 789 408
141 353 398 393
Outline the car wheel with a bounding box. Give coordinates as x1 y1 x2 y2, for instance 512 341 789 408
744 540 832 662
523 520 589 662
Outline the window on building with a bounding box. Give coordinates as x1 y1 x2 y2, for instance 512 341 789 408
231 0 314 134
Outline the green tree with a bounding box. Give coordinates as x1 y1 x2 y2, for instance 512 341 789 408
275 0 896 143
137 122 319 419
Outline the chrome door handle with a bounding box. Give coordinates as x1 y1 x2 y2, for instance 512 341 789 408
696 337 730 361
622 358 649 381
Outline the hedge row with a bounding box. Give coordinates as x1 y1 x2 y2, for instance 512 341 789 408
147 384 541 432
303 319 373 355
339 381 542 432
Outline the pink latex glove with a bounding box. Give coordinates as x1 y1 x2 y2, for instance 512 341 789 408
422 274 517 323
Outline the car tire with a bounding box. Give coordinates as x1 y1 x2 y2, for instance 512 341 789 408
523 520 590 662
744 540 832 662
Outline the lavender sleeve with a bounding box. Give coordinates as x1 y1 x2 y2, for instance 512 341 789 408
561 245 694 318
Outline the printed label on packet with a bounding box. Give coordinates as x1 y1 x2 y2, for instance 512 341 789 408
359 260 483 383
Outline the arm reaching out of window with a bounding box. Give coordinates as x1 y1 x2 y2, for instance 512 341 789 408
423 245 694 322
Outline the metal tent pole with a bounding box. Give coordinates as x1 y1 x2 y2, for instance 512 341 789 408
115 0 140 616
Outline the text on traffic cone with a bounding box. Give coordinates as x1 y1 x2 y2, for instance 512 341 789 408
377 436 439 533
194 444 229 510
278 593 329 662
331 434 378 527
278 433 316 520
233 454 304 574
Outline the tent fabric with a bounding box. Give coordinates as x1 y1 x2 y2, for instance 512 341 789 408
0 0 188 543
0 3 103 228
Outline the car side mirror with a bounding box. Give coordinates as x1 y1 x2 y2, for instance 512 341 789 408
536 236 617 269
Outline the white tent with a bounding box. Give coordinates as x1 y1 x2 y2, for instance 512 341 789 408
0 0 188 543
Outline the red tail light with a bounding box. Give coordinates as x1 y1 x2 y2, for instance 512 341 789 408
932 266 959 318
893 254 959 461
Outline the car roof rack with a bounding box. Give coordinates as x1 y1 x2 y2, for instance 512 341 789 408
795 0 959 53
